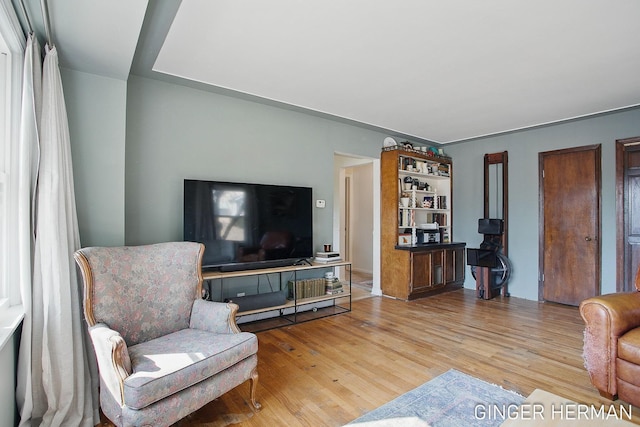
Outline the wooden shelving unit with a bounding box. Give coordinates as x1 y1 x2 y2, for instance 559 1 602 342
381 147 465 300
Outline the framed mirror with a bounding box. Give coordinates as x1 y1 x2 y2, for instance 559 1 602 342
484 151 508 255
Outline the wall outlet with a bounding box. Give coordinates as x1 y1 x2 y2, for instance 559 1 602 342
237 292 245 297
316 199 326 208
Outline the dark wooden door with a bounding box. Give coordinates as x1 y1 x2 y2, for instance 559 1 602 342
617 137 640 292
539 145 601 305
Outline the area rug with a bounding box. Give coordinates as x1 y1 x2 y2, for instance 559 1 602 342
346 369 525 427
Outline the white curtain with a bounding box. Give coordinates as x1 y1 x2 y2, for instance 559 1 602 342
15 31 41 427
16 41 98 427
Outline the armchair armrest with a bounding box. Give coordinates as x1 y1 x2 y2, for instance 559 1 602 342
190 299 241 334
88 323 132 405
579 291 640 398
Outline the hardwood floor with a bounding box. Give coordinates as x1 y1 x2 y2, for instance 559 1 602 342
105 289 640 426
349 270 373 302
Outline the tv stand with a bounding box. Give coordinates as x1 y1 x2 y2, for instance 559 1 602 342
216 257 311 272
202 261 351 332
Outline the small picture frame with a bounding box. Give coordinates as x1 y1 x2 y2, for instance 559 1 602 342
398 234 411 246
422 196 434 208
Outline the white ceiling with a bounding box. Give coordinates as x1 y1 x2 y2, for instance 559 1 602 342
17 0 148 80
21 0 640 144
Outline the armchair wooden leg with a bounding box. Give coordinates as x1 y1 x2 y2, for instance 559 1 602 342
599 390 617 401
250 367 262 411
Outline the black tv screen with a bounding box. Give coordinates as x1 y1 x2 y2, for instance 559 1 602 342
184 179 313 271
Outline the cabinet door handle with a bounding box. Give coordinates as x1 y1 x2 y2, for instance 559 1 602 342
585 236 592 241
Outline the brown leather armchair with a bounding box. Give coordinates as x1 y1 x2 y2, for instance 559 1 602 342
579 270 640 406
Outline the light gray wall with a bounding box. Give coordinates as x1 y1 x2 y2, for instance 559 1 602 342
446 107 640 300
124 75 385 250
63 68 127 247
65 68 640 301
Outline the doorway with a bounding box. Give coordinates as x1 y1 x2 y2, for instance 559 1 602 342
334 154 381 296
539 145 601 305
616 136 640 292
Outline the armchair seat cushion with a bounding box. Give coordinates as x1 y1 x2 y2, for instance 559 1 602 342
125 328 258 410
618 328 640 365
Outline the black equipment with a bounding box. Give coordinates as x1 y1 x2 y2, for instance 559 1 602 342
466 218 512 299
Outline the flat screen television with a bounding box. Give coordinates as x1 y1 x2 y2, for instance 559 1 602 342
184 179 313 271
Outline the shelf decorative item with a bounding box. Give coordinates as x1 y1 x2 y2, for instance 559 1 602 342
287 278 326 299
398 233 411 245
382 144 452 162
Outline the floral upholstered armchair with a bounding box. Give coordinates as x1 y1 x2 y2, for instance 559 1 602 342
74 242 260 427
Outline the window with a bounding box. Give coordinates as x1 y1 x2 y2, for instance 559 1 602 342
0 3 26 308
0 35 9 304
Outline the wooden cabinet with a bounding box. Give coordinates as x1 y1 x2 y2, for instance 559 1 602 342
404 244 465 299
411 251 443 291
381 147 465 300
445 245 465 284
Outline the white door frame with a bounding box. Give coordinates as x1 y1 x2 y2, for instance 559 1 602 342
333 153 381 296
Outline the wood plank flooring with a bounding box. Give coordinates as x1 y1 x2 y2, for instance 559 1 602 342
102 289 640 426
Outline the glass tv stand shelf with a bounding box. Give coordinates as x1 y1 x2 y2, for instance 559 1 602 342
202 261 352 332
